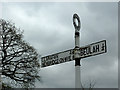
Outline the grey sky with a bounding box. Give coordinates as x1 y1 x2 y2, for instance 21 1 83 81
1 2 118 88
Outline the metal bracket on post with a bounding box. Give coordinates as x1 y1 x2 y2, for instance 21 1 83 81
73 13 82 88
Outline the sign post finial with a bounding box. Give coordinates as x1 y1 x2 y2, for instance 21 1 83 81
73 13 81 32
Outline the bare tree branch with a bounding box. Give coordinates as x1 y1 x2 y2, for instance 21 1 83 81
1 19 40 88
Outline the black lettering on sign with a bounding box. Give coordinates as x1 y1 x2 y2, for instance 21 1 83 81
84 48 86 56
84 47 91 56
93 45 99 53
55 59 59 64
51 60 55 65
41 58 44 63
55 54 58 59
96 45 99 52
68 56 71 61
85 47 89 55
46 56 49 60
42 63 45 67
53 55 55 59
59 58 64 63
83 48 86 56
48 60 51 65
49 55 52 59
92 46 96 53
66 56 70 61
45 61 49 66
63 57 66 62
82 48 85 56
64 57 67 62
89 46 92 54
101 43 105 51
41 57 47 67
49 60 52 66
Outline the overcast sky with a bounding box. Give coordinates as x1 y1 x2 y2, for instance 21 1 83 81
1 2 118 88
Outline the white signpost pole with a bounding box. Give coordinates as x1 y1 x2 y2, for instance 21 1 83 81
41 14 107 88
73 14 82 88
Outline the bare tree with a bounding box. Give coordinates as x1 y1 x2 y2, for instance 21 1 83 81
81 79 96 90
0 19 40 88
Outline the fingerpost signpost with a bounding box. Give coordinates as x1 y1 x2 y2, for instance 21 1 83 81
41 14 107 88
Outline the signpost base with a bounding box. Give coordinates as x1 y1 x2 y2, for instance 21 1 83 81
75 58 82 88
75 65 82 88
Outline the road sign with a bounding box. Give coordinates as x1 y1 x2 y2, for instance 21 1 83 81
41 14 107 88
41 49 73 67
41 40 107 68
78 40 107 58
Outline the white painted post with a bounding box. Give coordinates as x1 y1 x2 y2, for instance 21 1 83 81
75 65 81 88
73 14 82 88
74 32 82 88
